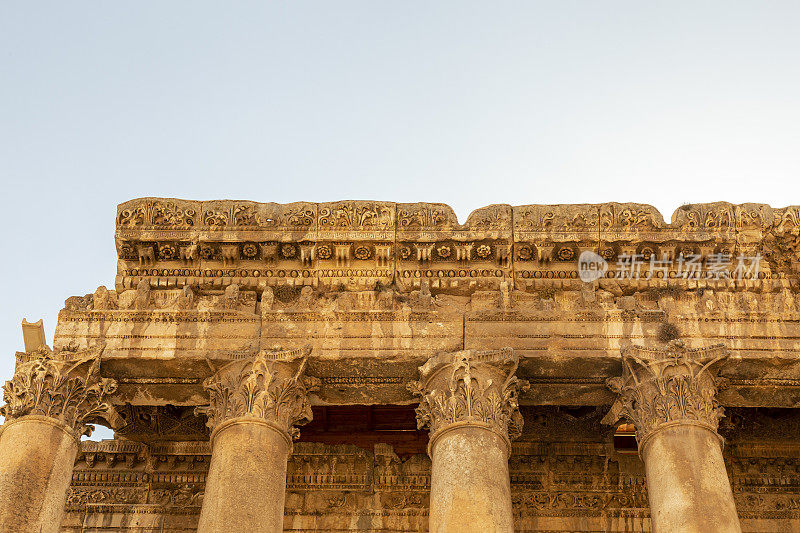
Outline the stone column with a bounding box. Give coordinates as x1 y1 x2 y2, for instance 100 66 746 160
196 348 318 533
409 348 528 533
602 340 741 533
0 350 118 533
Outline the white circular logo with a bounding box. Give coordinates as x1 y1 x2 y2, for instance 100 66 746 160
578 251 608 282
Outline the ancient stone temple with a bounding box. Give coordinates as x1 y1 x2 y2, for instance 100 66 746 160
3 198 800 532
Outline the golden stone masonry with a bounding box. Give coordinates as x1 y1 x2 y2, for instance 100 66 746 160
4 198 800 531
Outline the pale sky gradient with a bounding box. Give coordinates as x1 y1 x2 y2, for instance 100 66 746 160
2 2 799 438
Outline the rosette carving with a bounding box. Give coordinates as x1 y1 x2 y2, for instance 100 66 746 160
198 348 319 439
408 348 529 443
0 350 118 437
602 340 729 445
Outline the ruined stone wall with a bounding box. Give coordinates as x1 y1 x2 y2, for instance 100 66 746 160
62 408 800 532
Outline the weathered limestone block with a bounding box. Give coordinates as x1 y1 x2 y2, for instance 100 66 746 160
0 350 118 533
409 348 528 533
603 341 741 533
196 348 318 533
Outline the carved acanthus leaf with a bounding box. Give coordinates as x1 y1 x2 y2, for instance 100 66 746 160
602 340 728 444
198 348 318 439
0 350 118 436
408 348 529 441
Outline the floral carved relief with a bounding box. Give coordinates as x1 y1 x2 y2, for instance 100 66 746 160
0 349 119 437
602 340 729 444
408 348 529 442
198 348 319 439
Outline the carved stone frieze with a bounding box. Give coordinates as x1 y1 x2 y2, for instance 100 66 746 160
408 348 529 444
602 340 729 444
0 349 119 436
197 347 319 439
54 414 800 531
113 199 800 298
66 486 149 506
149 484 204 507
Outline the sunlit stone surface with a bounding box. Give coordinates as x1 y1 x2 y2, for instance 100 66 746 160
4 199 800 531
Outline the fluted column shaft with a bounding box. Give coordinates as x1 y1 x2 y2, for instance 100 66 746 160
196 349 317 533
409 348 527 533
603 341 741 533
0 351 117 533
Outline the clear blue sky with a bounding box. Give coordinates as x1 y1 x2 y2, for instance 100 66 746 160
2 2 799 438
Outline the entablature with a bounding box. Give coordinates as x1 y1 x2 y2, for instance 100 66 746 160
44 282 800 413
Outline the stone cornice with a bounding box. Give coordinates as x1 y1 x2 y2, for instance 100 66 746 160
602 341 729 447
117 199 800 238
113 199 800 293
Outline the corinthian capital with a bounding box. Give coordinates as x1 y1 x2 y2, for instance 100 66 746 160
602 340 729 445
199 347 319 439
408 348 529 445
1 349 118 437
